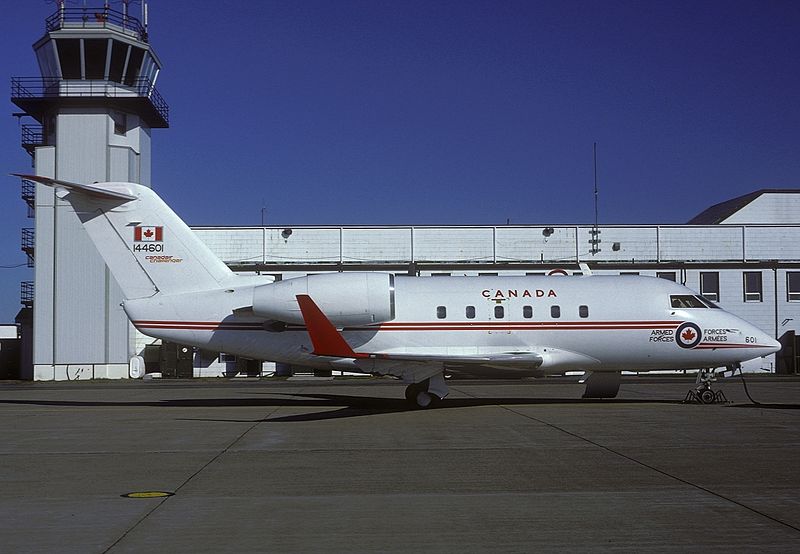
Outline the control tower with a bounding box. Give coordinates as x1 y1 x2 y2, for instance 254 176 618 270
11 1 168 379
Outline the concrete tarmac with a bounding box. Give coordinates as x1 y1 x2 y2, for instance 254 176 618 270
0 375 798 553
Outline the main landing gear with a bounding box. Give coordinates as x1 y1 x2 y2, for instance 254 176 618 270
684 368 729 404
404 374 449 408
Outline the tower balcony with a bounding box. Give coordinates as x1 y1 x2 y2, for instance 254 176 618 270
45 6 148 43
11 77 169 128
21 228 35 268
20 281 34 309
21 179 35 218
20 124 45 157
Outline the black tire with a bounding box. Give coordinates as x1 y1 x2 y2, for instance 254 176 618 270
700 388 716 404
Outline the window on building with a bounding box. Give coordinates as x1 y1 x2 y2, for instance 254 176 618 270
219 352 236 363
620 271 639 275
579 305 589 318
436 306 447 319
112 111 127 136
788 273 800 302
551 305 561 318
432 273 451 277
494 305 505 319
465 306 476 319
479 272 498 276
657 272 676 282
743 272 762 302
523 305 533 319
700 272 720 302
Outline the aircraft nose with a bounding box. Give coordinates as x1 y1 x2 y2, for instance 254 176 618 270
763 335 782 355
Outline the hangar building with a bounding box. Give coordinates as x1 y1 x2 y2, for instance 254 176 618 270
10 6 800 379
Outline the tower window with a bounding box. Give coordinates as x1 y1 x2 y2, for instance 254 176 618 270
788 273 800 302
112 112 127 136
84 39 108 80
56 39 81 79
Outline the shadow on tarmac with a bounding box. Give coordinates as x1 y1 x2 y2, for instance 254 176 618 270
0 393 687 422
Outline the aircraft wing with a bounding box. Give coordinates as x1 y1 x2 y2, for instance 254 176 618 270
295 294 543 368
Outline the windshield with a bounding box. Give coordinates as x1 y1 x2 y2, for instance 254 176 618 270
670 295 711 309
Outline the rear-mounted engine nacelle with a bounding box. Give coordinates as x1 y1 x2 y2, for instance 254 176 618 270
252 272 395 326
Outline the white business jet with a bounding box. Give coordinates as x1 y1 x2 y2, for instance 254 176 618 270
18 175 781 407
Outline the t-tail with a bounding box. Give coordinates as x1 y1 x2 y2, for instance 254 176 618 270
14 174 235 300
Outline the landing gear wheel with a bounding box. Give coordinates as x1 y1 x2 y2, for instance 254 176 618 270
405 379 441 408
405 383 422 402
699 388 716 404
416 391 434 408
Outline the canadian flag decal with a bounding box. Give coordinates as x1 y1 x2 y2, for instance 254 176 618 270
134 226 163 242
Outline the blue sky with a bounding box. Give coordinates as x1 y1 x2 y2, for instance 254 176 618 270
1 0 799 321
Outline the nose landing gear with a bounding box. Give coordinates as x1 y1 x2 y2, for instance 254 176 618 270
684 367 729 404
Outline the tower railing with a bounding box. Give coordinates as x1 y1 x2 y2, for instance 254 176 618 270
21 228 35 268
20 281 34 309
21 179 35 218
45 6 147 42
20 124 45 157
11 77 169 126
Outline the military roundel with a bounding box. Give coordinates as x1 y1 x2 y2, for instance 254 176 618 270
675 322 702 349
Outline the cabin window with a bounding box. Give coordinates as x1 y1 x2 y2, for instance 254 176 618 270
788 272 800 302
436 306 447 319
494 305 505 319
551 305 560 318
657 272 676 282
579 305 589 318
523 305 533 319
466 306 476 319
743 272 762 302
700 272 720 302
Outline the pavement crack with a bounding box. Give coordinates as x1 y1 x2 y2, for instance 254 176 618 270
102 401 286 553
503 405 800 536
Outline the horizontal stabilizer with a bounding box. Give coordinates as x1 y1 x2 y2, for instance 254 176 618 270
11 173 137 202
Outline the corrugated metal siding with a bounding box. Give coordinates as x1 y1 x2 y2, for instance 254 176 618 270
195 228 263 264
266 228 340 263
342 228 412 263
495 227 576 263
659 227 743 261
413 228 494 262
195 225 800 265
744 227 800 260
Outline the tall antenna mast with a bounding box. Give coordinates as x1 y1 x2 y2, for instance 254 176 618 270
590 142 601 255
593 142 599 230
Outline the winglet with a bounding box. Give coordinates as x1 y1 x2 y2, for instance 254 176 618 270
295 294 365 358
11 173 137 202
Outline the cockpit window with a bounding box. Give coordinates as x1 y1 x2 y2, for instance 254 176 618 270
670 295 708 309
698 296 721 309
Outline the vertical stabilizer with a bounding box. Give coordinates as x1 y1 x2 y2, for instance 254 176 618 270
15 175 234 299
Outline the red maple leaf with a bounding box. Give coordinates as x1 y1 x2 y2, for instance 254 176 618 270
681 328 696 341
143 229 154 238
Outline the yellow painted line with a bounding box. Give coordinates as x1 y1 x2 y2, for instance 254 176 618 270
121 491 175 499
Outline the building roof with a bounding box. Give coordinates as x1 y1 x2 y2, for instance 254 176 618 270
688 189 800 224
